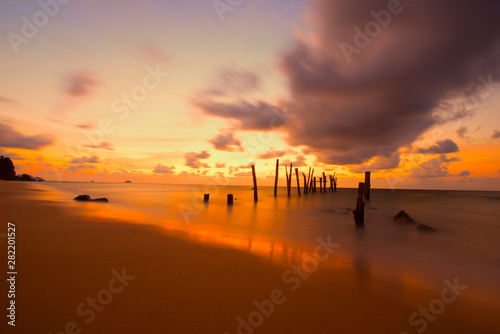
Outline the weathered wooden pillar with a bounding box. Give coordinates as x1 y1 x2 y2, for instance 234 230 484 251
353 182 365 226
295 168 301 196
227 194 234 205
274 159 279 197
323 172 327 192
313 177 317 193
302 172 308 194
285 166 292 197
319 178 323 193
364 171 371 200
333 172 337 192
251 165 258 202
203 194 210 203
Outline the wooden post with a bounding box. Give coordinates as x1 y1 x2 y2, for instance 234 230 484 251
333 172 337 192
353 182 365 226
364 171 371 201
204 194 210 203
302 172 308 194
285 166 290 197
307 167 312 193
323 172 327 192
288 163 293 197
227 194 234 205
309 169 315 191
295 168 301 196
319 178 323 193
329 175 334 192
251 165 258 202
274 159 279 197
313 177 317 193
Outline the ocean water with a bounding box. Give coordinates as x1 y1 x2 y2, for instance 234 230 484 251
28 181 500 298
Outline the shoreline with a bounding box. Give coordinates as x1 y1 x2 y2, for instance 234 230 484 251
1 181 499 333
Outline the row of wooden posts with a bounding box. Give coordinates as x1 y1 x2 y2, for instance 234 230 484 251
203 159 372 227
203 159 340 205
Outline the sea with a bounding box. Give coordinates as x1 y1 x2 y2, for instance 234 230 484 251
25 181 500 299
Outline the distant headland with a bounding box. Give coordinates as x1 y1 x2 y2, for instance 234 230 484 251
0 156 45 182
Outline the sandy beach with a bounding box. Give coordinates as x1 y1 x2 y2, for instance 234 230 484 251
1 181 499 334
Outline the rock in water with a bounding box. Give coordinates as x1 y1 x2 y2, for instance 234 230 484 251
74 194 109 202
393 210 437 232
393 210 417 224
416 223 437 232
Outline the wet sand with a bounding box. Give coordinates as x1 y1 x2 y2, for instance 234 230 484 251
1 181 498 333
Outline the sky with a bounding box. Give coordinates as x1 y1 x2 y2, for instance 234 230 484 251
0 0 499 190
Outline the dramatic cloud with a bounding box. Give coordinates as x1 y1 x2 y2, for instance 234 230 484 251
185 151 210 168
492 130 500 139
350 151 401 173
279 0 500 166
409 155 467 178
69 156 100 164
417 139 459 154
63 71 98 97
0 123 54 150
194 99 288 131
83 142 114 151
209 132 242 151
153 164 175 174
258 149 287 159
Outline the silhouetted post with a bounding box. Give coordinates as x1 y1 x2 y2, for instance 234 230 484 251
353 182 365 226
302 172 308 194
252 165 258 202
204 194 210 203
333 172 337 192
227 194 234 205
323 172 327 192
285 166 290 197
274 159 279 197
364 171 371 200
319 178 323 193
329 175 334 192
310 169 315 191
307 167 312 193
295 168 301 196
288 164 293 196
313 177 317 193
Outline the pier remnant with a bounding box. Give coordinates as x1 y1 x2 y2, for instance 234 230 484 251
295 168 301 196
204 194 210 203
252 165 258 202
227 194 234 205
353 182 365 226
274 159 279 197
323 172 327 193
302 172 308 194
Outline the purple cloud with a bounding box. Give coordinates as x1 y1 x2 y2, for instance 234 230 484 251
0 123 53 150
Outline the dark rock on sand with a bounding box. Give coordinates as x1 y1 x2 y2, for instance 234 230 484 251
74 194 109 203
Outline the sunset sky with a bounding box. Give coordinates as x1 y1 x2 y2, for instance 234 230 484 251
1 0 499 190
